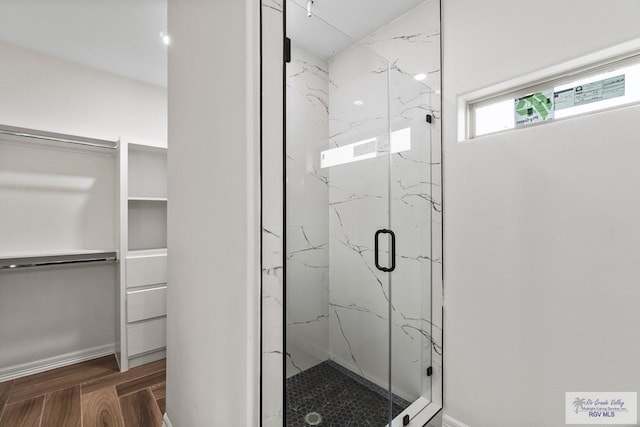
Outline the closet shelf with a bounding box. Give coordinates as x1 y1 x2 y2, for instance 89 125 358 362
127 248 167 259
0 250 117 270
128 197 168 202
0 124 117 150
127 141 167 153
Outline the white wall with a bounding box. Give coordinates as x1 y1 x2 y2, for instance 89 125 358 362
0 42 167 376
166 0 260 425
442 1 640 426
0 264 117 371
0 41 167 143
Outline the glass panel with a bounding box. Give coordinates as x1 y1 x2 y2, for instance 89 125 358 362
285 1 394 424
326 45 393 425
389 58 434 417
376 0 438 422
285 1 439 425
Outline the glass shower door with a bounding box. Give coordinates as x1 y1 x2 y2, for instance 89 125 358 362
326 45 395 425
386 60 436 425
284 19 398 424
278 1 442 426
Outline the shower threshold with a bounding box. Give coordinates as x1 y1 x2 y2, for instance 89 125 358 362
286 360 410 426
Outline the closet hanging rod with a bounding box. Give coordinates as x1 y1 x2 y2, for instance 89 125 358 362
0 125 117 150
0 251 118 270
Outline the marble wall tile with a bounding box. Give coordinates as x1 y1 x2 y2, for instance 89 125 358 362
285 45 331 376
261 0 443 423
326 0 442 404
363 1 441 93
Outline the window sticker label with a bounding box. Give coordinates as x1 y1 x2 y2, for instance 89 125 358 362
514 89 554 128
554 88 575 110
555 74 625 110
566 392 637 424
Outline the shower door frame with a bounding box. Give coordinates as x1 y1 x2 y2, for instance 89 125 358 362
258 0 444 425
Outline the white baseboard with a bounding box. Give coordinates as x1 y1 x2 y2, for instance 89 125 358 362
128 349 166 369
0 343 115 383
443 414 470 427
163 413 174 427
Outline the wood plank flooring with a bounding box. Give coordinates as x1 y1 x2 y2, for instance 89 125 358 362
41 386 81 427
119 390 162 427
82 387 125 427
0 356 165 427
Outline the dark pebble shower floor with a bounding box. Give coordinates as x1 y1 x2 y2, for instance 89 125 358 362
285 360 409 426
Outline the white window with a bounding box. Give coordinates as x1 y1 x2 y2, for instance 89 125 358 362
468 55 640 138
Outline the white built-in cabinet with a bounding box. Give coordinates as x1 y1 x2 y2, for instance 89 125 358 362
118 139 168 371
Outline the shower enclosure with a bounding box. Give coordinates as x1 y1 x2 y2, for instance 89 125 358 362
284 1 441 426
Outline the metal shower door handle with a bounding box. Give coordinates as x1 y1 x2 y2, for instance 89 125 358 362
374 229 396 272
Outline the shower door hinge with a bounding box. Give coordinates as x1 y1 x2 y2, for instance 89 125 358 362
284 37 291 63
426 366 433 376
426 114 433 124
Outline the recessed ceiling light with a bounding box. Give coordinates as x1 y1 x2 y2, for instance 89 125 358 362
414 73 427 81
353 100 364 106
160 32 171 46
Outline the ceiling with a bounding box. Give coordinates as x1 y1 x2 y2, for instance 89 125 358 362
288 0 425 59
0 0 167 87
0 0 421 85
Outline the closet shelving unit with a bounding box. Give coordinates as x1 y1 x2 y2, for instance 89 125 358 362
0 124 118 270
118 138 168 371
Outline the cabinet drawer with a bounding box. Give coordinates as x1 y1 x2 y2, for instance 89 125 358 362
126 251 167 287
127 286 167 323
127 317 166 357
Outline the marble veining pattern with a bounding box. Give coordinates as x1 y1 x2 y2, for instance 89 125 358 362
262 0 443 424
326 0 442 404
285 45 331 378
